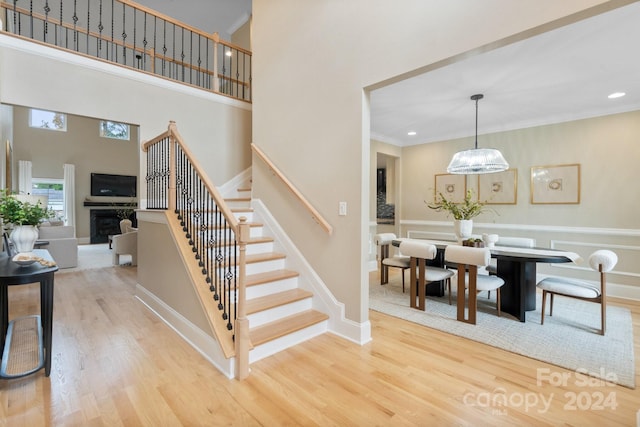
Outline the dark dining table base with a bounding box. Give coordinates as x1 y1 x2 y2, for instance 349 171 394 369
496 259 538 322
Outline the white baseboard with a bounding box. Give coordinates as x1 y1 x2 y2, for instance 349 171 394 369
218 167 252 198
252 199 372 345
135 283 235 379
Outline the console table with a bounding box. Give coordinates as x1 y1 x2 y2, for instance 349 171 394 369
0 250 58 378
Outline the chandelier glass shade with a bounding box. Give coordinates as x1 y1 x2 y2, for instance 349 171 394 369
447 94 509 175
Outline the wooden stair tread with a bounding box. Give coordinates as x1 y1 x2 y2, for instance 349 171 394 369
225 197 251 202
220 252 286 267
231 207 254 213
250 310 329 347
237 187 252 192
246 288 313 315
245 269 299 287
196 221 263 230
245 252 286 264
248 236 273 244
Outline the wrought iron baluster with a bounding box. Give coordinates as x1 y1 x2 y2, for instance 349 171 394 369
29 0 34 39
121 2 127 65
110 0 114 61
98 0 103 56
143 12 147 70
86 0 90 53
72 0 77 50
44 0 50 43
162 20 166 76
133 7 136 65
180 27 185 82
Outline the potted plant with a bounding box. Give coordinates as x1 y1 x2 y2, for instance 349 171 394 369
426 189 489 241
0 190 49 253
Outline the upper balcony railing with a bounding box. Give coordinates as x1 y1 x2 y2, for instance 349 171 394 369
1 0 251 102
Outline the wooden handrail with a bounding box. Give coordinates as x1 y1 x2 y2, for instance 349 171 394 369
142 122 250 376
251 143 333 235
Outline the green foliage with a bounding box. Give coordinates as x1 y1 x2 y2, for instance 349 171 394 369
0 190 49 226
426 189 488 220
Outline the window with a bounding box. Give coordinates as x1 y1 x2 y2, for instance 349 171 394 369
31 179 64 221
29 109 67 131
100 120 130 140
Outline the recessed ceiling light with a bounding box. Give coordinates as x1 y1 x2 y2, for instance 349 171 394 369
608 92 626 99
407 131 417 136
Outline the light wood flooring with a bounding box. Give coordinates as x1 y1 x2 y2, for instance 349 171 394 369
1 266 639 426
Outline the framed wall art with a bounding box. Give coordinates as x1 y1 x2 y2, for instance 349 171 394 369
530 163 580 204
434 173 466 203
477 168 517 204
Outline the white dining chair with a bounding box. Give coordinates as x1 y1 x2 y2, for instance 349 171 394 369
486 236 536 275
400 240 454 310
374 233 410 291
445 245 505 324
537 250 617 335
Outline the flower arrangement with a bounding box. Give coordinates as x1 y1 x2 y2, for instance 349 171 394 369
426 189 488 220
0 190 49 226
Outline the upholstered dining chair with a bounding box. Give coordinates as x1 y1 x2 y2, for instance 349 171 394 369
445 245 505 324
537 250 617 335
486 236 536 275
374 233 410 291
400 240 454 310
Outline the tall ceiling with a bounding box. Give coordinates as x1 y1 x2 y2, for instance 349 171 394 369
133 0 251 40
370 2 640 147
136 1 640 149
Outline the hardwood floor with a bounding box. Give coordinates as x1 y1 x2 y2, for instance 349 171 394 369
1 266 639 426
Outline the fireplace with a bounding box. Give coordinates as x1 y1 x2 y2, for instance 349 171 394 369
90 209 134 244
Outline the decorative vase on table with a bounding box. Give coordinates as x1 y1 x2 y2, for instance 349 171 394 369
10 224 39 253
454 219 473 242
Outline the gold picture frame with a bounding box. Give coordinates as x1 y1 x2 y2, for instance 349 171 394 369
477 168 517 204
434 173 466 203
530 163 580 204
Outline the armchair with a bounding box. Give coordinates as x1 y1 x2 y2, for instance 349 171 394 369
37 225 78 268
112 220 137 266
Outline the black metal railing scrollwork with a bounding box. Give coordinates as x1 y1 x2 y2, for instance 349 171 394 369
1 0 251 102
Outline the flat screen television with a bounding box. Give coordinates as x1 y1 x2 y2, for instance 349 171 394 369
91 173 137 197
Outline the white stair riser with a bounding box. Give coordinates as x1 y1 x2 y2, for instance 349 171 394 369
249 227 263 238
248 320 328 364
243 277 299 300
247 298 313 328
246 259 286 275
246 241 274 255
233 212 254 222
225 200 251 209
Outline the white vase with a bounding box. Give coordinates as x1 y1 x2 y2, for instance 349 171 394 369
10 225 39 253
454 219 473 241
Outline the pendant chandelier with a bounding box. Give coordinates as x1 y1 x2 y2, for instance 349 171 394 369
447 94 509 174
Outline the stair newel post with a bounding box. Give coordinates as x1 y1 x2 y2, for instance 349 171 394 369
235 216 251 380
167 121 177 212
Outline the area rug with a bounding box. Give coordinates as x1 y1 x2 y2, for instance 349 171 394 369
56 243 132 273
369 278 636 389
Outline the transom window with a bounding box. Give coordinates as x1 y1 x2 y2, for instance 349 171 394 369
29 109 67 131
100 120 130 140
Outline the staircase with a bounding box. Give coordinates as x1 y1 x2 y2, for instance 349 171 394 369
225 186 329 363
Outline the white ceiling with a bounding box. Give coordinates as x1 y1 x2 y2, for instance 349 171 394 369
370 2 640 147
133 0 251 40
133 2 640 149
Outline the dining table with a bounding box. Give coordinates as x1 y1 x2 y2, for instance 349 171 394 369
392 238 581 322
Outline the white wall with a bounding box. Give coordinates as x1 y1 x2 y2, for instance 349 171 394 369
0 35 252 191
251 0 614 323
